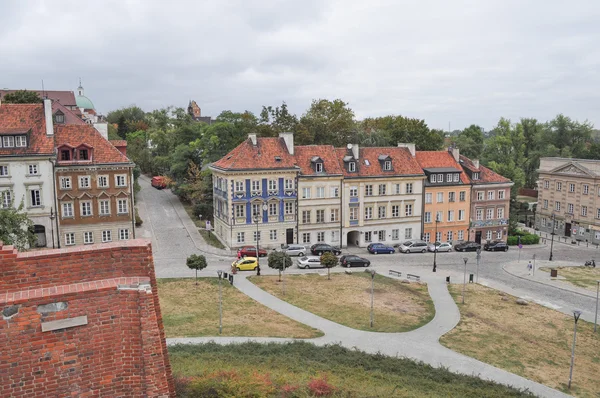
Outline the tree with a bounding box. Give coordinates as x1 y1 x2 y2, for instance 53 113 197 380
320 252 339 280
267 251 293 281
300 99 356 146
0 201 36 250
186 254 207 285
454 125 484 159
3 90 42 104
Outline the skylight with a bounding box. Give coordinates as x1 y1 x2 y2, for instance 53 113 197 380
364 159 370 166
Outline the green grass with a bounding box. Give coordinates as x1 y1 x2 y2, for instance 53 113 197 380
169 341 535 397
181 202 226 249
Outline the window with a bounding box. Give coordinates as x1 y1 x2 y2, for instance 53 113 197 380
365 207 373 220
119 229 130 240
486 231 492 241
424 212 431 223
79 176 90 189
302 210 311 224
83 231 94 244
330 186 339 197
448 192 455 202
569 183 575 193
30 189 41 207
430 174 437 183
252 180 260 192
436 211 443 222
349 207 359 221
349 187 358 197
378 184 386 195
477 191 484 201
316 163 323 172
316 187 325 198
405 204 413 216
447 231 453 241
302 233 310 244
102 230 112 243
543 199 548 209
2 136 14 147
81 201 92 216
436 231 442 242
302 187 311 199
448 210 455 221
453 174 459 182
253 231 261 242
497 208 504 219
378 230 385 241
437 174 443 182
118 199 128 214
349 162 356 172
115 175 127 187
60 177 71 189
268 179 277 191
235 181 244 192
486 209 494 219
330 209 339 222
487 191 495 200
476 209 483 220
458 209 465 221
60 202 73 218
554 201 560 211
567 203 574 214
392 205 399 217
65 233 75 246
316 209 325 223
598 208 600 219
581 206 587 217
364 231 372 242
404 228 413 239
446 174 452 182
365 185 373 196
1 190 12 208
458 230 464 240
384 160 391 170
99 199 110 215
395 184 401 194
97 175 108 188
378 206 386 218
472 172 479 180
28 164 38 175
317 232 325 242
270 230 277 240
285 202 294 215
60 149 71 161
459 191 466 201
331 231 339 242
583 185 589 195
237 232 245 243
544 180 549 189
235 204 244 218
285 179 294 190
498 190 505 200
269 202 278 216
437 192 443 203
392 229 399 240
425 193 432 203
423 232 431 243
0 165 8 176
556 182 562 191
252 203 261 216
15 136 26 147
406 183 413 194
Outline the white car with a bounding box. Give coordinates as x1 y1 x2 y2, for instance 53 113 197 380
297 256 323 269
280 244 307 257
427 242 452 252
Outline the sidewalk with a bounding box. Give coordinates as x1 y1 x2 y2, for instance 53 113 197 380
167 271 570 398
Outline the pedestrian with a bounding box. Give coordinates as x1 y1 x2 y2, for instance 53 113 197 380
527 261 533 275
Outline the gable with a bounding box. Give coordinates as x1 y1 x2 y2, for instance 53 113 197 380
549 162 594 177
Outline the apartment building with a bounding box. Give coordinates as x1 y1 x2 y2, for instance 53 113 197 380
536 157 600 243
416 148 471 244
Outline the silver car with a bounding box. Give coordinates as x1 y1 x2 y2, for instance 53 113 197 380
280 244 307 257
297 256 323 269
427 242 452 252
398 240 428 253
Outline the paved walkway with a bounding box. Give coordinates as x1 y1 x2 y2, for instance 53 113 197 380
168 271 571 398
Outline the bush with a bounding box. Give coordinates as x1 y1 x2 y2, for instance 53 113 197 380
507 232 539 245
134 208 143 227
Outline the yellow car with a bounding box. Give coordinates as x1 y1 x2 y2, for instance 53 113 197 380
231 257 259 271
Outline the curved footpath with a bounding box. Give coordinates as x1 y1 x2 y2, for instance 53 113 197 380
168 271 571 398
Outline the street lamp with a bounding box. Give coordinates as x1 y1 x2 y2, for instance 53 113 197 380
568 310 582 389
369 269 376 328
253 204 268 276
217 270 223 334
549 213 556 261
49 208 56 249
433 216 439 272
462 257 468 304
595 280 599 333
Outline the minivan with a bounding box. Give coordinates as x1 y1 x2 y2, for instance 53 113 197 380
280 245 307 257
398 240 428 253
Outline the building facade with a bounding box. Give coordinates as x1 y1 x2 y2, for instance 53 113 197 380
536 157 600 243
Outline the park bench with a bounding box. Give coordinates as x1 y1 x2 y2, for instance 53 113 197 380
406 274 421 282
388 270 402 278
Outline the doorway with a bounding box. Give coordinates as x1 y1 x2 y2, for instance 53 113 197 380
475 231 482 244
565 223 571 237
286 228 294 244
33 225 46 247
347 230 360 247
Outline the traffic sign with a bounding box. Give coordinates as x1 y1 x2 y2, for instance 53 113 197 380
518 243 523 249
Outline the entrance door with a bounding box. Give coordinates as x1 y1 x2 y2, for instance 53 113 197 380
475 231 482 244
33 225 47 247
565 223 571 237
286 228 294 244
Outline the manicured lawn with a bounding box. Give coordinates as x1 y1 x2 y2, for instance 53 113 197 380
181 202 225 249
539 266 600 290
157 278 322 338
440 284 600 397
249 272 435 333
169 341 535 397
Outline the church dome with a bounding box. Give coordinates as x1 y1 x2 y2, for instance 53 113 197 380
76 95 95 110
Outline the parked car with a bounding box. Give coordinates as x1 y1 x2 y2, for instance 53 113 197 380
427 242 452 252
340 255 370 267
151 176 167 189
231 257 258 271
279 244 307 256
484 240 509 252
454 241 481 252
237 246 268 258
397 240 428 253
367 243 395 254
310 244 341 256
297 256 323 269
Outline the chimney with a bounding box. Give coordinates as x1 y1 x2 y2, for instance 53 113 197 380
448 146 459 162
248 133 257 146
351 143 359 160
473 159 480 169
397 143 415 157
279 132 294 155
43 98 54 136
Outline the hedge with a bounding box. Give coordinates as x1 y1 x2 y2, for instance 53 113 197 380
507 233 540 245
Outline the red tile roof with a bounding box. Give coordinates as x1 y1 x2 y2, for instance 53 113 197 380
335 147 424 177
459 155 511 184
211 137 298 170
52 101 86 125
416 151 470 184
55 125 131 165
0 103 54 156
109 140 127 147
0 90 77 107
294 145 343 176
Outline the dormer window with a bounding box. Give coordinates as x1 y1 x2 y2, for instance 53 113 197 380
473 172 479 180
79 149 89 160
384 161 391 171
349 162 356 172
316 163 323 172
430 174 436 183
453 174 459 182
61 150 71 161
55 111 65 124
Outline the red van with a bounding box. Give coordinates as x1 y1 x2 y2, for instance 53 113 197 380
151 176 167 189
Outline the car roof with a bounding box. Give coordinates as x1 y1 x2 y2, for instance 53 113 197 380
238 256 257 261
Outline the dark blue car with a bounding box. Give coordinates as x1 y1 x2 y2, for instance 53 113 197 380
367 243 395 254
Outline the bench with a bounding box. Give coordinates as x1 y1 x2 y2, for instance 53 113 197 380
406 273 421 282
389 270 402 278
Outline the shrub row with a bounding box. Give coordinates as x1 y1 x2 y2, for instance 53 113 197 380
507 233 539 245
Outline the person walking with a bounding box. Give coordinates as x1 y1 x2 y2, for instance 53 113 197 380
527 261 533 275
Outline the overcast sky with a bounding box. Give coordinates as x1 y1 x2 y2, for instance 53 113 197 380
1 0 599 131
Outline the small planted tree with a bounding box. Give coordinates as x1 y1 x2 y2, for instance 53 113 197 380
320 252 339 280
186 254 207 285
268 251 292 281
0 200 37 250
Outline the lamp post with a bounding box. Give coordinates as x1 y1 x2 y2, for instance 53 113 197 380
217 270 223 334
433 216 439 272
476 248 481 284
595 280 599 333
462 257 468 304
549 213 556 261
369 269 376 328
49 208 56 249
568 310 582 389
254 204 268 276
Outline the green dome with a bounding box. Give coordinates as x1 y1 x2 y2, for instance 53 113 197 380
76 95 95 110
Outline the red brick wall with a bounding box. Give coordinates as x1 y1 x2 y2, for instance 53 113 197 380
0 240 175 397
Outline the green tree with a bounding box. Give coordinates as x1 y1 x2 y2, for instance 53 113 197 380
186 254 208 285
117 115 128 139
360 115 443 150
300 99 356 146
454 125 484 159
267 251 293 281
3 90 42 104
320 252 339 280
0 201 37 250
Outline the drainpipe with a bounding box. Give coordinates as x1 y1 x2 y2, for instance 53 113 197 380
130 166 136 238
295 174 299 244
340 178 344 248
421 177 426 240
50 158 61 248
